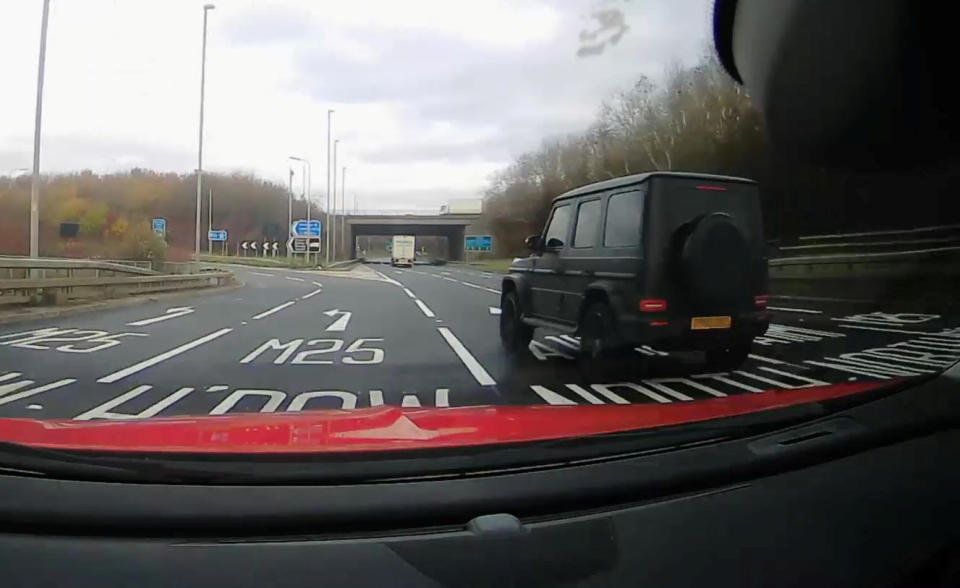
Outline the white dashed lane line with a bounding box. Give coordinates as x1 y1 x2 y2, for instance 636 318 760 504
251 300 296 320
748 353 788 365
415 299 436 318
459 281 501 295
249 272 275 277
301 287 323 299
768 306 823 314
437 327 496 386
403 288 416 299
285 276 306 282
96 328 234 384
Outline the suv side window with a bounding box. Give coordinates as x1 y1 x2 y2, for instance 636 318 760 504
572 199 601 248
604 190 645 248
543 204 572 248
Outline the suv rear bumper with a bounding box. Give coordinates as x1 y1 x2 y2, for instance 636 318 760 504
617 311 770 351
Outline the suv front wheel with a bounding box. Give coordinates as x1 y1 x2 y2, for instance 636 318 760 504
500 291 533 354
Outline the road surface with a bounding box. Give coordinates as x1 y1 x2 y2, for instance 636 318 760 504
0 263 958 421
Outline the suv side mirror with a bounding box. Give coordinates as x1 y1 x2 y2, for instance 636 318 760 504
525 235 544 252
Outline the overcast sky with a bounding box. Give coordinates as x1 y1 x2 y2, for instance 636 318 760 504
0 0 711 211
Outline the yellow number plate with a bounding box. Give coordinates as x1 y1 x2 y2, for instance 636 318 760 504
691 316 732 330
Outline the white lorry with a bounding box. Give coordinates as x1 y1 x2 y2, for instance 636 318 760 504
391 235 416 267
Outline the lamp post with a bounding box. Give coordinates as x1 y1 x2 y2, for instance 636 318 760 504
29 0 51 258
340 166 346 259
331 139 339 260
287 167 294 258
325 109 334 265
194 3 215 261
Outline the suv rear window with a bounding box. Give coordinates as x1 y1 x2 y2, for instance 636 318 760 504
604 190 644 247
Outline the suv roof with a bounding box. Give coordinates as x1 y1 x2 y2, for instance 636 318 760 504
552 171 757 203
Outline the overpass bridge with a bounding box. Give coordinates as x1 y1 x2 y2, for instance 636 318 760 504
343 212 482 261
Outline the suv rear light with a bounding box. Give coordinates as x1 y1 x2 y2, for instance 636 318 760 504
639 299 668 312
754 295 770 309
696 184 727 191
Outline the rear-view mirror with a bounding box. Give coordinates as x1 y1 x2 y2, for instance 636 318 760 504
525 235 544 251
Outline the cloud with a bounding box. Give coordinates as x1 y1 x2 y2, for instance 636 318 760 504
0 134 194 175
0 0 714 211
223 6 315 45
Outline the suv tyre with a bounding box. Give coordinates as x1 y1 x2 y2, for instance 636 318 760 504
500 291 534 354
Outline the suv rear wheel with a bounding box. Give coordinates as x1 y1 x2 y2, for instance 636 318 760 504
500 291 533 354
704 341 752 372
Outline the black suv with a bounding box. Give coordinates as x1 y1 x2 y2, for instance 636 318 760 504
500 172 770 371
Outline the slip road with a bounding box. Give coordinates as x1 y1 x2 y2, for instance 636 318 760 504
0 263 957 421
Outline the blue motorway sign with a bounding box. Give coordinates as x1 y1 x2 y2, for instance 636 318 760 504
292 219 321 238
208 229 227 242
465 235 493 252
151 218 166 236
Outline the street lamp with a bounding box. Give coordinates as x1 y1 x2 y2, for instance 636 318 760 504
325 109 334 265
287 167 294 257
289 156 310 218
340 165 347 258
289 156 310 259
332 139 339 260
29 0 51 258
194 3 215 262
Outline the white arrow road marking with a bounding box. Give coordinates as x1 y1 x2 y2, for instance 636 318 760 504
489 307 501 315
127 306 195 326
97 328 233 384
323 309 353 332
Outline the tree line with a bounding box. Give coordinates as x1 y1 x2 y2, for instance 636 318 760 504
483 50 956 257
0 170 317 261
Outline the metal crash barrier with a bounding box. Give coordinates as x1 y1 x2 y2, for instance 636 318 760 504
0 258 234 306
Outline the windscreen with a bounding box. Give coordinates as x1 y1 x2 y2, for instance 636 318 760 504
0 1 955 474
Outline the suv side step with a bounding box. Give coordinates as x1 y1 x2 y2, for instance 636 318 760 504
521 316 578 334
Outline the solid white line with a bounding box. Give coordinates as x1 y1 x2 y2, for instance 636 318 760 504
97 328 233 384
838 324 934 335
301 288 322 300
767 306 823 314
414 299 436 318
438 327 496 386
250 272 274 277
403 288 416 299
252 300 296 320
285 276 306 282
748 353 788 365
373 271 402 286
459 281 501 294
